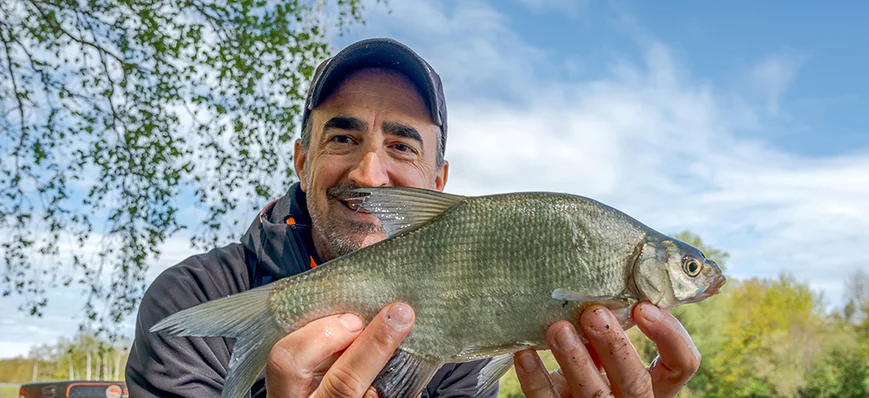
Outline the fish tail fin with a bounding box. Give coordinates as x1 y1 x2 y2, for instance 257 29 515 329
151 286 283 398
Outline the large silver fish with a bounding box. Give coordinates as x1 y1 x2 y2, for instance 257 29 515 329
152 187 726 398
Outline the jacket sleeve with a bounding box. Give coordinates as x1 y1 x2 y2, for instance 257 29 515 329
425 359 500 398
125 245 253 397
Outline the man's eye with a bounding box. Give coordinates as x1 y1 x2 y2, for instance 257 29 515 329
393 143 414 153
330 135 354 144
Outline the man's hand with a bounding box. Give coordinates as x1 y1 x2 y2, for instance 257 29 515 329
514 302 701 398
265 302 415 398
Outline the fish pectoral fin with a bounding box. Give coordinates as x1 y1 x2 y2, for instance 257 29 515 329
551 288 631 306
348 187 467 238
475 354 514 398
373 349 442 398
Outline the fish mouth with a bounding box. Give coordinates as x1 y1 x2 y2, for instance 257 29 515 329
708 273 727 294
700 260 727 296
680 273 727 305
340 199 371 214
326 184 372 214
695 273 727 302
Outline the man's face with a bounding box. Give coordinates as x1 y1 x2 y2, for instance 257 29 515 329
294 68 449 261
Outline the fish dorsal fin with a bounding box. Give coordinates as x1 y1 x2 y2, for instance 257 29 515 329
349 187 466 238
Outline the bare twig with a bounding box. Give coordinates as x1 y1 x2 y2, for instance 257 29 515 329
0 27 28 178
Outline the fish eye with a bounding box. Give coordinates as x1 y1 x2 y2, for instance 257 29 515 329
683 258 702 277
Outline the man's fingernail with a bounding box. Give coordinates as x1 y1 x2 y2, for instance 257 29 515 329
517 350 538 372
555 325 579 351
339 314 363 332
386 303 413 332
589 308 612 332
640 303 664 323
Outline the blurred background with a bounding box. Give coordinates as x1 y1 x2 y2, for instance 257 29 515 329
1 0 867 396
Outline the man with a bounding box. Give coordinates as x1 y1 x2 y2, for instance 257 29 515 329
126 38 701 398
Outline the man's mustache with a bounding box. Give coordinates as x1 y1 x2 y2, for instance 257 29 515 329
326 182 366 200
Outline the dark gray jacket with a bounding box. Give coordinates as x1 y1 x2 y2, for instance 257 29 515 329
125 183 497 397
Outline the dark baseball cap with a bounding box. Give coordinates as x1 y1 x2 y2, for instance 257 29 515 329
302 38 448 148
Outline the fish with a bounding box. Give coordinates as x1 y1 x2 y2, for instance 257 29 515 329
151 187 727 398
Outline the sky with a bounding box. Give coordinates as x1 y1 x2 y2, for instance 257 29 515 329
1 0 868 359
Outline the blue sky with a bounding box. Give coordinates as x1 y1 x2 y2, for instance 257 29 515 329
492 0 869 156
1 0 868 358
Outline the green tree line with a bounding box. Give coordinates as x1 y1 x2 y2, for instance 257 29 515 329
0 330 129 383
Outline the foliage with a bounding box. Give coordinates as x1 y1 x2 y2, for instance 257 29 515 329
705 274 824 396
798 269 869 397
0 0 380 331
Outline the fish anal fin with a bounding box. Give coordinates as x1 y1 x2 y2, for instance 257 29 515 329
373 348 442 398
475 354 514 398
348 187 466 238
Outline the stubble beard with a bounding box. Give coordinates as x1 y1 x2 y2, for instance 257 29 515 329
308 180 385 260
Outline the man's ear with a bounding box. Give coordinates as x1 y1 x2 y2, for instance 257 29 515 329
435 160 449 192
294 139 308 192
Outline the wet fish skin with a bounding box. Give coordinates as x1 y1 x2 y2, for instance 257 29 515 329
151 187 726 398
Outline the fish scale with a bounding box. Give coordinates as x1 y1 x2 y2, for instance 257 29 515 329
151 187 726 398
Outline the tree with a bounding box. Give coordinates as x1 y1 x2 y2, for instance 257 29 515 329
797 325 869 398
799 269 869 397
711 273 827 397
843 268 869 327
1 0 382 331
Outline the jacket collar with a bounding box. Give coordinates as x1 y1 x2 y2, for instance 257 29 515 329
240 182 321 282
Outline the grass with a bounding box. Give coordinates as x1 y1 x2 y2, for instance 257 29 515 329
497 350 559 398
0 385 19 398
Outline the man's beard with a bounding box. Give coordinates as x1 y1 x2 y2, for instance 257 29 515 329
308 180 385 259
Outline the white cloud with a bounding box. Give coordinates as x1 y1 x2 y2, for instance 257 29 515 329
0 341 36 359
751 52 806 114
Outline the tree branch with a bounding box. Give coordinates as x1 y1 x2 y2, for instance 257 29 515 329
185 0 233 45
0 27 27 178
26 0 146 73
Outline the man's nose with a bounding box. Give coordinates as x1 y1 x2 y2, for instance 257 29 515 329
347 150 389 187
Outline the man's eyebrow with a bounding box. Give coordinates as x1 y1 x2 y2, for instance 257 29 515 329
382 122 423 148
323 116 368 132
